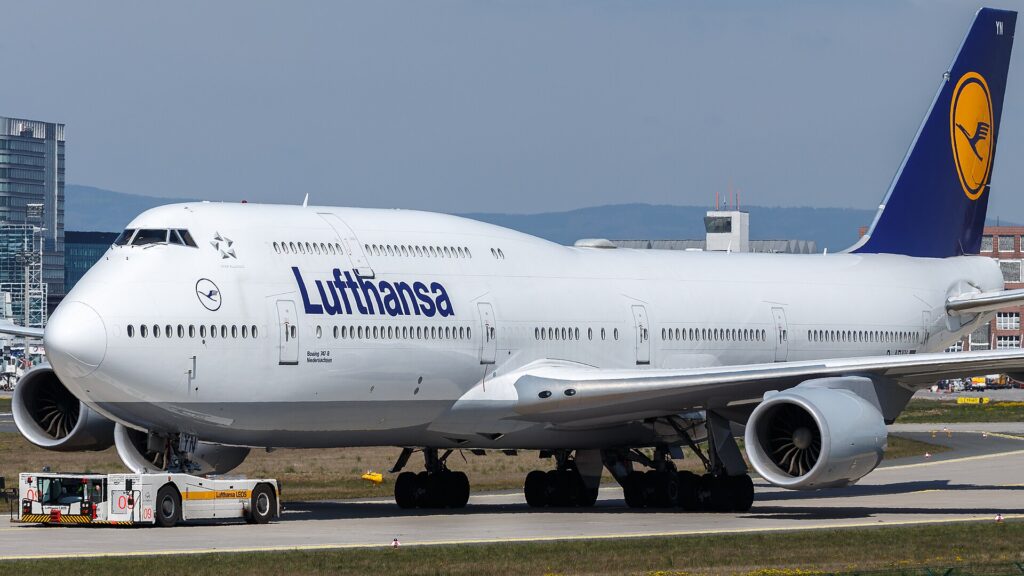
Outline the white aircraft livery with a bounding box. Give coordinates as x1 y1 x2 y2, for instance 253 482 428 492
7 8 1022 515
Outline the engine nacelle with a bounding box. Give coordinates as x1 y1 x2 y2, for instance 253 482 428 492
745 378 887 490
12 365 115 451
114 424 250 475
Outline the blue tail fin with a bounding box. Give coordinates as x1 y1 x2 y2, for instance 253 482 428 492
852 8 1016 258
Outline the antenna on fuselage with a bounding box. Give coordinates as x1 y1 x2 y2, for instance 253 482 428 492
302 193 309 208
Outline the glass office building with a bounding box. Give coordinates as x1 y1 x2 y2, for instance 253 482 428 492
65 231 117 291
0 116 65 317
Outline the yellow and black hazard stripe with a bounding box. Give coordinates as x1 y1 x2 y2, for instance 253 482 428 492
17 514 134 526
20 514 93 524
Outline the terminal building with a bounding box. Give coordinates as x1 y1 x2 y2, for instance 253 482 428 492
608 209 818 254
0 116 66 322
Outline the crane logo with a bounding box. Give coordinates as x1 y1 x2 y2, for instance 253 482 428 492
195 278 222 311
950 71 994 200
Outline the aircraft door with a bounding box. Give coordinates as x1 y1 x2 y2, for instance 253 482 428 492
772 307 789 362
318 213 374 277
478 303 496 364
631 305 651 365
277 300 299 366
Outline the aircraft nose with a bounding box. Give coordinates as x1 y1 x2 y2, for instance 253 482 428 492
44 301 107 378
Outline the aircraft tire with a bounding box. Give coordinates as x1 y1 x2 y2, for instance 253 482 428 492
394 472 418 509
524 470 548 507
702 474 732 512
545 470 567 507
623 471 646 508
677 471 700 511
645 470 678 508
446 471 470 508
577 485 599 508
728 474 754 512
155 484 181 528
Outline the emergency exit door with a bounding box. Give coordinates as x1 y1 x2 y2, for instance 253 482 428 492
772 307 789 362
277 300 299 365
632 305 651 365
478 303 496 364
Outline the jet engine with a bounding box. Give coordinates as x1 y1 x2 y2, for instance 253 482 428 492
744 381 887 490
114 424 250 475
12 365 115 451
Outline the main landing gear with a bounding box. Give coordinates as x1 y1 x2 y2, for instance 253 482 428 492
523 450 601 508
392 448 470 509
605 412 755 512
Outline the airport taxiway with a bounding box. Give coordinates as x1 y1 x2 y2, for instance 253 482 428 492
1 431 1022 561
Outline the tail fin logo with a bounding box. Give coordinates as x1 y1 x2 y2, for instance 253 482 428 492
950 72 994 200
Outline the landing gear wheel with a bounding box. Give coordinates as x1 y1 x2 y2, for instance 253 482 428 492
247 484 276 524
524 470 547 507
155 484 181 528
445 471 470 508
394 472 418 509
645 471 678 508
623 471 646 508
544 470 566 507
701 474 732 512
677 471 700 511
728 474 754 512
577 485 599 508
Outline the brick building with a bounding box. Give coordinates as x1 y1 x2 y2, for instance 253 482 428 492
954 225 1024 352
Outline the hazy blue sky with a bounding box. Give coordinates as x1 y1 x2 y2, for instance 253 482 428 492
4 1 1023 216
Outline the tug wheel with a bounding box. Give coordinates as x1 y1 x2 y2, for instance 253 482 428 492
155 484 181 528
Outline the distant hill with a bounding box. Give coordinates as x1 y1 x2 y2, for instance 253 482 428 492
65 184 1011 253
65 185 198 233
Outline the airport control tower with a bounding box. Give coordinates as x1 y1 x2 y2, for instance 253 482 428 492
0 116 65 322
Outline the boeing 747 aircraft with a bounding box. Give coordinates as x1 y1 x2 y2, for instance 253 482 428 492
7 8 1020 521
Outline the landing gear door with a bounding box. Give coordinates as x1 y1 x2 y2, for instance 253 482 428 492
772 306 789 362
478 303 496 364
277 300 299 366
631 305 651 365
319 212 374 277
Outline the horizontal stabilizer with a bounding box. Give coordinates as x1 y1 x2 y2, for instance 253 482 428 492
947 288 1024 315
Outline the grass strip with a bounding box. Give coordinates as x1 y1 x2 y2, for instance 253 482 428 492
0 520 1021 575
895 399 1024 424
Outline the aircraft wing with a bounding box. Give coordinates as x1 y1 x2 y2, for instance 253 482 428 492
947 288 1024 315
0 321 44 339
505 350 1024 425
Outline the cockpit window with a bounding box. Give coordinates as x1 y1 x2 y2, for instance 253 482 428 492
122 228 199 248
176 229 197 247
114 229 136 246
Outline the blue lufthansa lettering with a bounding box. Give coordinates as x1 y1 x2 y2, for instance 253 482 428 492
292 268 455 318
293 267 323 314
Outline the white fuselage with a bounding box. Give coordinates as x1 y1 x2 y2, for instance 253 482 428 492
48 203 1001 450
